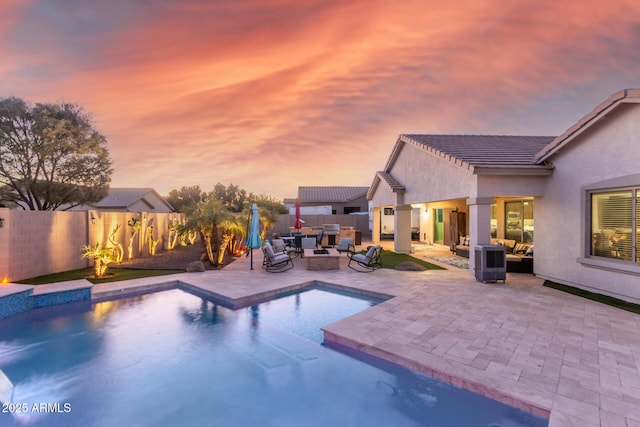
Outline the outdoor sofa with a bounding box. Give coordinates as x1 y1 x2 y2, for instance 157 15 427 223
455 237 533 273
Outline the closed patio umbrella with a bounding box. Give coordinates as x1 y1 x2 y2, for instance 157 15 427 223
246 203 262 270
294 199 302 230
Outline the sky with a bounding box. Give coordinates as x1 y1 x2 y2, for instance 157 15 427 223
1 0 640 200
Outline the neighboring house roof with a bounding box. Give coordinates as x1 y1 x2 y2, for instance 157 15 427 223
298 186 369 203
535 88 640 162
91 188 174 211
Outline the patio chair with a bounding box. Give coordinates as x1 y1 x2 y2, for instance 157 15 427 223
261 243 294 272
293 233 303 255
348 245 383 272
300 237 317 257
335 237 355 257
271 239 297 256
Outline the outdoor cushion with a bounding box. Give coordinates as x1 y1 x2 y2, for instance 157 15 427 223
513 243 528 254
271 253 290 263
365 246 377 258
264 244 276 258
351 253 369 263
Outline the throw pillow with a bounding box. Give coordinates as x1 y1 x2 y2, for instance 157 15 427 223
514 243 528 254
525 245 534 256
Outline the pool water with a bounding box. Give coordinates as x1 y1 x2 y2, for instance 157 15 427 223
0 287 547 426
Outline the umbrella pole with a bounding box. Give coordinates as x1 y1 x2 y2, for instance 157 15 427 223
250 248 254 270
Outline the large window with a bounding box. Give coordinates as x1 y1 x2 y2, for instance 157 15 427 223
590 189 638 263
505 200 534 243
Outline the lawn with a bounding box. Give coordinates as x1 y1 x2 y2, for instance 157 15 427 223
17 268 184 285
544 280 640 314
379 249 445 270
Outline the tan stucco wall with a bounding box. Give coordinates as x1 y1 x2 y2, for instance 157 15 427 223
394 143 477 203
0 209 181 282
535 103 640 303
477 175 547 198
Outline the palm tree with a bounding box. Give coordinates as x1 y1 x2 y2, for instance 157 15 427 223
259 206 278 241
217 217 244 265
178 198 239 267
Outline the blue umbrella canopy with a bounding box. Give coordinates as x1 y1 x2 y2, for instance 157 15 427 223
247 203 262 249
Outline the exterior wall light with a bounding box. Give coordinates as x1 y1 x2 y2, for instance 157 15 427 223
0 217 4 227
91 215 96 224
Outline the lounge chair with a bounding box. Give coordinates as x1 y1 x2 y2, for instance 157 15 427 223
261 243 294 272
348 245 383 272
335 237 355 256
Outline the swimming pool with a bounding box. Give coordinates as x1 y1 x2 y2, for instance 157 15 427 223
0 287 547 426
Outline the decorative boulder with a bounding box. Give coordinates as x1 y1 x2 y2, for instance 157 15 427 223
186 261 206 272
394 261 427 271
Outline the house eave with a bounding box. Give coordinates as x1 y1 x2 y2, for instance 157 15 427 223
472 166 554 176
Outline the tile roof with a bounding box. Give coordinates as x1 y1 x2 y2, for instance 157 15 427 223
400 134 556 169
376 171 405 192
298 186 369 203
93 188 173 210
367 171 405 200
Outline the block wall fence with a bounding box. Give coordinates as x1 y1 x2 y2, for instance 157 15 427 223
0 208 182 282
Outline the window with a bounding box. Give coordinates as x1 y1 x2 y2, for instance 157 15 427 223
505 200 533 243
590 189 638 263
490 204 497 238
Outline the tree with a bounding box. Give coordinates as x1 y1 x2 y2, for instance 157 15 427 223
0 97 112 210
81 243 114 278
178 198 240 266
166 185 206 213
210 182 248 212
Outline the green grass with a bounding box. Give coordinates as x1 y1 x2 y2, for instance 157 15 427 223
17 268 184 285
544 280 640 314
379 249 445 270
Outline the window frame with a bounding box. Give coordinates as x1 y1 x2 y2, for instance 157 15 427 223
579 174 640 275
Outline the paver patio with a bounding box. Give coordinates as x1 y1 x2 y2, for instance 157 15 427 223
11 244 640 426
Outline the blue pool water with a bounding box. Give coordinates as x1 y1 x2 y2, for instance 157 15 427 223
0 287 547 426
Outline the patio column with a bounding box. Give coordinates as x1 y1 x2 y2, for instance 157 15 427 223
372 207 381 244
394 204 412 254
466 197 494 275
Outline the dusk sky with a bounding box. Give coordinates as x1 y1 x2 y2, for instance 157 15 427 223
2 1 640 200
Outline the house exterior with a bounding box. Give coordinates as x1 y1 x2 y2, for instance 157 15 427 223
369 89 640 303
285 186 369 215
72 188 174 213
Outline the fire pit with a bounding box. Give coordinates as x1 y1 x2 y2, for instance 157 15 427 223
304 248 340 270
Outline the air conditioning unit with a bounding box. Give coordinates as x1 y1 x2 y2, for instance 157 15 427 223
474 245 506 283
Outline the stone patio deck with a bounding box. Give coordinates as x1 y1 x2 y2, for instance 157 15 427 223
5 244 640 426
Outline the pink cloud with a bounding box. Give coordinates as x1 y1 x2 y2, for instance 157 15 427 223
1 0 640 198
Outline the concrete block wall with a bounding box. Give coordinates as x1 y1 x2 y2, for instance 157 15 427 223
7 210 88 282
0 209 181 282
